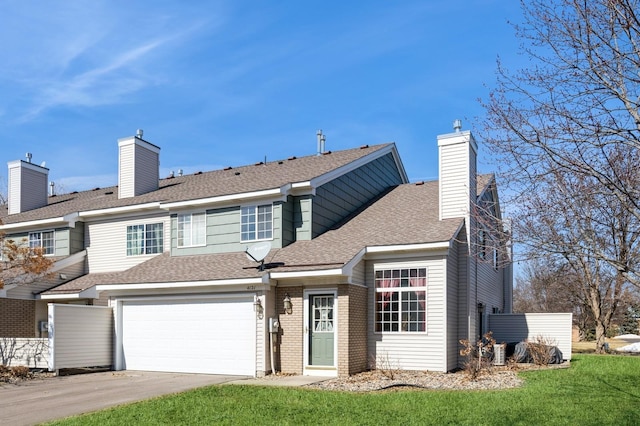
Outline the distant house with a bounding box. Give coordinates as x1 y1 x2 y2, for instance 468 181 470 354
0 126 512 377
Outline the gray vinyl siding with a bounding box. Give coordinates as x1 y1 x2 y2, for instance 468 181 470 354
69 224 85 254
8 162 48 214
280 196 295 246
7 253 87 300
489 313 573 360
446 238 459 371
367 255 448 372
351 260 366 286
312 153 403 237
457 226 471 351
170 202 284 256
134 145 159 196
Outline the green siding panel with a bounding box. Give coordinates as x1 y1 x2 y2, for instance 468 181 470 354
312 153 403 237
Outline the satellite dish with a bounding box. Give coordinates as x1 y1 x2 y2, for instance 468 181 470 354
245 241 272 271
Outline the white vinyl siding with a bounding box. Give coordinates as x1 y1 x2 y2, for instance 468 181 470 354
489 313 572 360
368 256 448 372
48 304 113 371
86 214 170 273
438 133 477 221
177 212 206 247
118 137 159 199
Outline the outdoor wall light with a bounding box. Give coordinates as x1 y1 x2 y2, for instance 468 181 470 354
254 297 264 319
283 293 292 314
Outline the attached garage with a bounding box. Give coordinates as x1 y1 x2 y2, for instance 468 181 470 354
116 295 256 376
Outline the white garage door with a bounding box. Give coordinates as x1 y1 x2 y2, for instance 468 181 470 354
120 296 255 376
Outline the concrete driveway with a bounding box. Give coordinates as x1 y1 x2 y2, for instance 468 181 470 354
0 371 245 426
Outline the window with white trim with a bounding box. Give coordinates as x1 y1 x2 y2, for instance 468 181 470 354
29 230 55 256
177 212 206 247
126 223 163 255
241 204 272 242
375 267 427 332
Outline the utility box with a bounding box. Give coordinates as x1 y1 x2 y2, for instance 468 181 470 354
269 318 280 333
493 343 506 366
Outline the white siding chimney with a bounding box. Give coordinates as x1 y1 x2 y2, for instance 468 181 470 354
7 160 49 215
117 133 160 199
437 125 477 221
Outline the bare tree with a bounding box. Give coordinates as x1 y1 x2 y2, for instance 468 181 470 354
0 227 53 290
482 0 640 352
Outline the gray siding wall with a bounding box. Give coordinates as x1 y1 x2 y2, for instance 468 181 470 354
69 224 85 254
446 238 460 371
8 161 48 215
171 202 284 256
489 313 573 360
134 144 159 196
280 196 295 246
312 153 403 237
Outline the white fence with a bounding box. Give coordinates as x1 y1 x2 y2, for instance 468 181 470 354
489 313 573 360
48 304 113 372
0 338 49 368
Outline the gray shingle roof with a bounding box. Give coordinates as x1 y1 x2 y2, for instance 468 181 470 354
1 143 392 224
43 179 474 295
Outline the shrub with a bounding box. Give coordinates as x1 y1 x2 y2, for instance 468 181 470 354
10 365 31 379
459 332 496 381
526 335 558 366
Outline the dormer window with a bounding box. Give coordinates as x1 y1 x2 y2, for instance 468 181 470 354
241 204 272 242
127 223 163 256
29 230 55 256
177 212 206 247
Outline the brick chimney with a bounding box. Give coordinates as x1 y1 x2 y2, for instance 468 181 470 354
117 130 160 199
7 154 49 215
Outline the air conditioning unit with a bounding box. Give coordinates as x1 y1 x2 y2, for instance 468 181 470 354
493 343 506 366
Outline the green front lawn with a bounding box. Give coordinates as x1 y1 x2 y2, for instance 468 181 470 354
49 354 640 426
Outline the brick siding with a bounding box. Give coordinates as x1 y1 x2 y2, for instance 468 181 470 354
0 299 36 337
338 284 369 376
275 286 304 374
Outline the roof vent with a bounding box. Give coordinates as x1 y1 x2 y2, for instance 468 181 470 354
136 129 144 138
453 119 462 132
25 152 32 163
317 130 326 155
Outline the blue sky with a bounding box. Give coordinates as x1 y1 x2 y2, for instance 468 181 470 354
0 0 524 195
